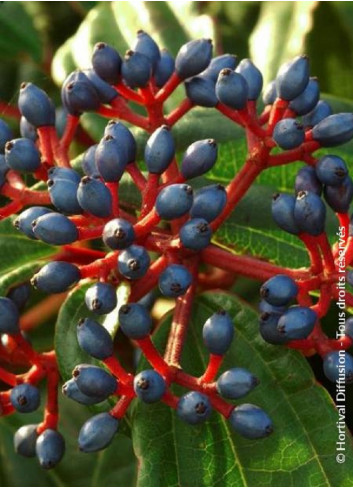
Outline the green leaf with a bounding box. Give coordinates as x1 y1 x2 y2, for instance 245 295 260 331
132 291 353 486
0 260 41 296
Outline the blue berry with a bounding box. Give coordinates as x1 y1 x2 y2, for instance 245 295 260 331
177 391 212 425
96 134 129 182
260 274 298 306
345 317 353 339
324 176 353 213
258 300 287 315
5 138 41 172
215 69 248 110
202 54 238 82
271 193 300 235
323 351 353 383
31 261 80 294
10 383 40 413
73 364 117 398
312 113 353 147
185 76 218 107
217 368 259 399
14 206 51 240
190 184 227 222
155 49 175 87
133 30 160 70
236 59 263 100
77 317 114 359
273 119 305 150
229 404 273 439
20 116 37 142
0 154 9 175
92 42 122 85
118 245 150 280
276 55 310 101
32 212 78 245
62 379 106 405
84 283 117 315
180 139 217 179
277 306 317 340
7 282 31 311
103 218 135 250
0 297 20 334
78 413 119 453
134 370 166 403
14 424 38 458
61 73 100 116
121 50 152 88
47 167 81 183
118 303 152 339
155 184 193 220
289 77 320 116
104 120 136 163
83 68 118 104
35 429 65 469
138 289 158 311
202 310 234 355
144 125 175 174
294 190 326 236
18 82 55 127
294 166 322 196
179 218 212 250
82 144 99 177
175 39 213 80
315 155 348 187
47 175 82 215
0 118 13 152
259 312 287 345
159 264 192 298
77 176 112 218
262 80 277 105
302 100 332 128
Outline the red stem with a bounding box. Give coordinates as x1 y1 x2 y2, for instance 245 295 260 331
60 114 79 153
106 182 120 217
200 354 224 384
126 163 147 191
135 336 170 377
155 72 182 104
165 99 194 126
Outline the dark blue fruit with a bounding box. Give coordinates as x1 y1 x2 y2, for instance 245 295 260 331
236 58 263 100
315 155 348 187
175 39 213 80
5 138 41 172
229 403 273 439
155 49 175 87
273 119 305 150
78 413 119 453
20 116 37 141
0 118 13 152
7 282 31 311
215 69 248 110
14 206 51 240
190 184 227 222
73 364 117 398
133 30 160 70
277 306 317 340
83 69 118 104
104 120 136 163
271 193 300 235
294 190 326 235
10 383 40 413
185 76 218 107
77 176 112 217
323 351 353 383
302 100 332 128
202 54 238 82
260 274 298 306
121 50 152 88
202 310 234 355
47 176 82 215
14 424 38 458
177 391 212 425
31 261 80 293
133 370 166 403
179 218 212 250
144 125 175 174
259 312 287 345
84 283 117 315
118 303 152 339
276 55 310 101
61 73 100 116
62 379 106 405
258 300 287 316
324 177 353 213
262 80 277 105
47 167 81 183
216 368 259 399
180 139 217 179
159 264 192 298
294 166 322 196
0 296 19 334
77 317 114 359
32 212 78 245
155 184 193 220
289 77 320 116
92 42 122 85
18 82 55 127
35 429 65 469
82 144 99 177
103 218 135 250
96 134 129 182
312 113 353 147
118 245 150 280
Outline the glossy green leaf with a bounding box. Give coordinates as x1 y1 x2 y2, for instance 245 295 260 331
0 260 41 296
132 291 353 486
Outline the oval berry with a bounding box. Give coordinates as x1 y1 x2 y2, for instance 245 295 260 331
294 166 322 196
217 368 259 399
133 370 166 403
77 176 112 218
185 76 218 107
271 193 300 235
35 429 65 469
215 68 248 110
323 351 353 383
276 55 310 101
177 391 212 425
294 190 326 236
156 184 193 220
96 134 129 182
144 125 175 174
78 413 119 453
260 275 298 306
84 283 117 315
118 303 152 339
14 206 52 240
181 139 218 179
175 39 213 80
179 218 212 250
31 261 80 294
277 306 317 340
312 113 353 147
18 82 55 127
72 364 117 398
118 245 150 280
202 310 234 355
14 424 38 458
103 218 135 250
315 155 348 187
190 184 227 222
121 50 152 88
273 119 305 150
10 383 40 413
92 42 122 85
229 403 273 439
77 317 114 359
159 264 192 298
235 58 263 100
32 212 78 245
5 138 41 172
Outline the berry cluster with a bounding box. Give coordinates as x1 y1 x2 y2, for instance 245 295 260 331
0 30 352 469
